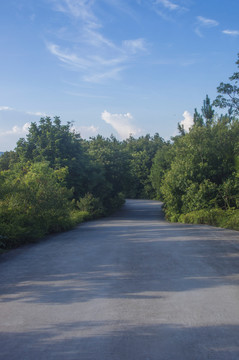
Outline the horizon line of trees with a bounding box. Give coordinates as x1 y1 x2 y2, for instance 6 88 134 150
0 53 239 249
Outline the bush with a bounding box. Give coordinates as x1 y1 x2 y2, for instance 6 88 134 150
0 162 74 249
178 208 239 230
76 193 105 218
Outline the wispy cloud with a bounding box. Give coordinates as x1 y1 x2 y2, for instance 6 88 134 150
52 0 98 24
101 110 141 139
195 16 219 37
47 0 149 82
197 16 219 27
179 110 193 132
0 106 49 117
0 106 13 111
152 0 188 19
83 67 124 83
47 44 91 69
65 90 110 98
155 0 180 11
122 38 148 54
26 111 48 117
222 29 239 36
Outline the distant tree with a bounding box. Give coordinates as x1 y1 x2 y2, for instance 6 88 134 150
201 95 214 125
0 150 18 170
123 134 165 198
177 123 186 136
193 108 204 127
86 135 130 210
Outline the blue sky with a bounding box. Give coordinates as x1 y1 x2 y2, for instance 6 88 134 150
0 0 239 150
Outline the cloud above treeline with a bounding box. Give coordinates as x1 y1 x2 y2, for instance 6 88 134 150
101 110 141 139
180 110 193 132
71 124 99 138
0 123 30 136
0 105 49 118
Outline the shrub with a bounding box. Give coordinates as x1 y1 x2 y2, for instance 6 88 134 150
178 208 239 231
0 162 74 248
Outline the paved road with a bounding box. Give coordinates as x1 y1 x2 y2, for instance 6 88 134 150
1 200 239 359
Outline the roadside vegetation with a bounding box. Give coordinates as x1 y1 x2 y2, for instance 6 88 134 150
0 118 165 250
0 54 239 250
151 54 239 229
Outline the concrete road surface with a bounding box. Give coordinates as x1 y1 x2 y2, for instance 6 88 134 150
1 199 239 360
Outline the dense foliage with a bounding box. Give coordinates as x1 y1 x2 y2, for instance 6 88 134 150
1 53 239 250
0 118 165 249
151 54 239 228
157 114 239 223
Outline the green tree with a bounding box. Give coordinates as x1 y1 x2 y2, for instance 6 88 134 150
213 53 239 116
201 95 214 125
0 162 73 246
150 142 172 200
160 116 239 220
0 150 19 171
193 108 204 127
86 135 129 211
123 134 165 198
15 117 90 198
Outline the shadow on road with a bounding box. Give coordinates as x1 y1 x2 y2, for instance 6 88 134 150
1 200 239 305
1 322 239 360
1 200 239 360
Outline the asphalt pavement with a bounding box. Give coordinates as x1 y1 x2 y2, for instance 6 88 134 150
1 199 239 359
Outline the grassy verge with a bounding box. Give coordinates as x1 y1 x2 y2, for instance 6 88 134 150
178 208 239 231
0 210 90 253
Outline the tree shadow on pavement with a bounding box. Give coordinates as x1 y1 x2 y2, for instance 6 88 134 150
1 322 239 360
0 200 239 304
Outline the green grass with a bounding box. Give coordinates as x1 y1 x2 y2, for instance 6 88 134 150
178 208 239 231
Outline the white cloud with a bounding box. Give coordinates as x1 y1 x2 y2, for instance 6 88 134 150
73 125 99 138
53 0 98 25
197 16 219 27
83 28 116 49
48 38 147 82
0 106 48 117
195 16 219 37
223 30 239 36
0 123 30 136
48 1 149 82
155 0 179 11
122 38 147 54
101 110 141 139
0 106 13 111
47 43 91 69
180 110 193 132
83 67 124 83
26 111 48 117
152 0 188 18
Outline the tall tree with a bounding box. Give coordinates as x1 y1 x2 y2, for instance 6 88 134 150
201 95 214 124
213 53 239 116
15 117 90 198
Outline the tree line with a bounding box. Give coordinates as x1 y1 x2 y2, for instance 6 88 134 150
0 117 166 249
0 54 239 250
